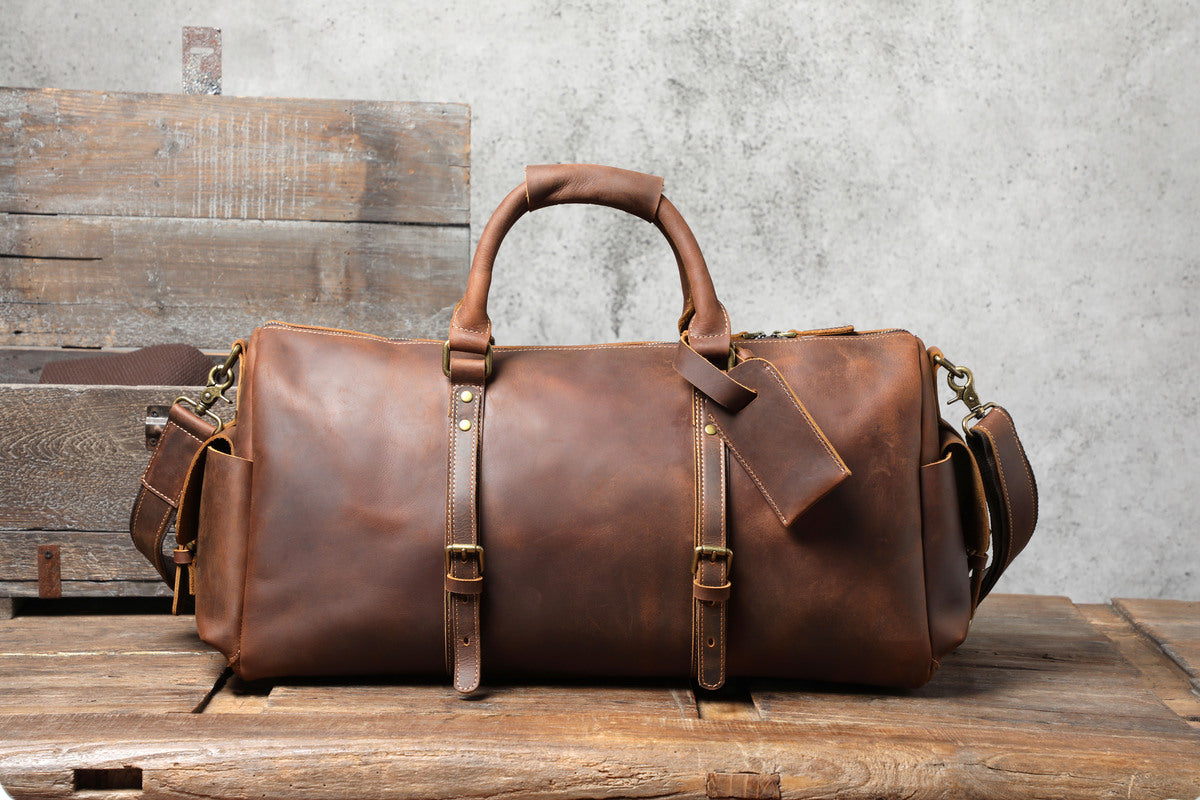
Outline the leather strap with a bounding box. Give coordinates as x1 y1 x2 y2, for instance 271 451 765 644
129 403 216 585
968 406 1038 601
673 339 756 411
693 393 731 690
445 381 486 694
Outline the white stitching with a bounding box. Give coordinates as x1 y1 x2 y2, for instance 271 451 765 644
263 320 911 351
710 418 787 525
170 423 206 447
979 426 1015 569
744 359 847 469
993 408 1039 526
692 391 702 678
467 383 482 690
717 433 727 686
444 387 457 672
139 477 177 507
450 321 491 336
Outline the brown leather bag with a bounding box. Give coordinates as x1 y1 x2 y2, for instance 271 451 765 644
131 164 1037 693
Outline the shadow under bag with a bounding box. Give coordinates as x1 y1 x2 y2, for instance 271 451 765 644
131 164 1037 694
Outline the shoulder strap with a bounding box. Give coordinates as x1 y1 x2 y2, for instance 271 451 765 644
968 406 1039 602
130 403 216 586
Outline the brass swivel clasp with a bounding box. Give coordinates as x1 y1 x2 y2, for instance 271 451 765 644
932 352 996 436
175 342 243 433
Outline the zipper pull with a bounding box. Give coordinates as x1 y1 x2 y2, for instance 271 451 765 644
171 543 195 615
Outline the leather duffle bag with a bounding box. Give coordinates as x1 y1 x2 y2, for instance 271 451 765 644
130 163 1037 693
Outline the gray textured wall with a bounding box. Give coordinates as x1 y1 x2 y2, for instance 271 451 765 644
3 1 1197 601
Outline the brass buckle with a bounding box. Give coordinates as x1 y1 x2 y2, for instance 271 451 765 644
932 352 997 436
691 545 732 576
445 544 485 575
442 341 494 379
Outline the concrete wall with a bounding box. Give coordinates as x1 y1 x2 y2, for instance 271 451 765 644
3 1 1197 602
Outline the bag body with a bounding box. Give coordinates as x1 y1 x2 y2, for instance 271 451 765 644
137 164 1036 693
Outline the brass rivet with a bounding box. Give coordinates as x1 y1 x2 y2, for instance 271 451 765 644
458 419 472 431
704 423 717 436
460 390 474 403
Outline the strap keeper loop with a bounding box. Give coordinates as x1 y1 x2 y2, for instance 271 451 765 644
692 578 732 603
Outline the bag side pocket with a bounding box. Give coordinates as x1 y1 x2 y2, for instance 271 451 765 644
921 434 985 662
192 445 253 664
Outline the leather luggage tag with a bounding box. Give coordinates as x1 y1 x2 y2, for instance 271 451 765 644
706 358 850 527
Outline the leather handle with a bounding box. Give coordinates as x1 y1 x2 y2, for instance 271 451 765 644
526 163 664 220
448 164 732 369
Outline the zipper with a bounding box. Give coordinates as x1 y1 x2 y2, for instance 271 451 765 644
735 325 855 340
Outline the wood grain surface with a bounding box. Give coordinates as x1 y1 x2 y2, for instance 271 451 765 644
0 614 224 715
754 595 1195 735
0 213 465 348
0 531 162 583
0 385 207 532
1115 598 1200 693
1079 602 1200 727
0 596 1196 799
0 88 469 224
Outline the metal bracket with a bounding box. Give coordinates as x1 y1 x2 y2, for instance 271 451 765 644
37 545 61 599
145 405 170 451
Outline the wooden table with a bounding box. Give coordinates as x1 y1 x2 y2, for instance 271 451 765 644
1 595 1197 799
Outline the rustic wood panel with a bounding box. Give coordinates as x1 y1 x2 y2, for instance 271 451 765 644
751 595 1194 735
0 706 1196 799
1115 598 1200 692
0 88 469 224
261 683 700 720
1079 603 1200 727
0 580 167 598
0 598 1198 797
0 614 224 714
0 531 161 582
0 213 465 348
0 385 208 531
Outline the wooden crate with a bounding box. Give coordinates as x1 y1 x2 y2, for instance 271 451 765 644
1 595 1197 798
0 86 469 610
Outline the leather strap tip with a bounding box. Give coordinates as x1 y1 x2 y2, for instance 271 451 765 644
445 574 484 595
692 579 732 603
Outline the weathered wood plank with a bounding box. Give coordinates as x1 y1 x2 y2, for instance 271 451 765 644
0 708 1196 799
0 531 162 582
0 614 223 714
261 682 700 720
0 88 469 224
751 596 1194 735
0 213 465 348
1079 602 1200 727
0 580 168 598
0 385 208 531
0 598 1198 797
1115 597 1200 692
